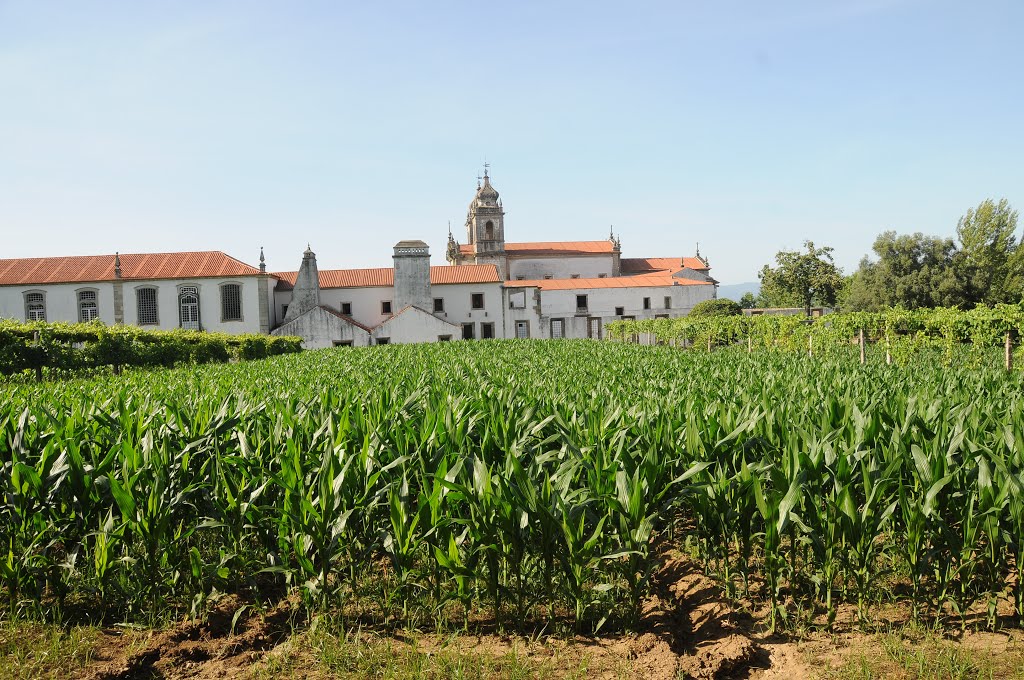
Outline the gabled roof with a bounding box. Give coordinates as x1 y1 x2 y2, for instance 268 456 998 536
272 264 501 289
460 241 615 257
272 304 373 335
318 306 373 332
505 274 713 291
0 251 263 286
374 304 459 330
620 257 709 273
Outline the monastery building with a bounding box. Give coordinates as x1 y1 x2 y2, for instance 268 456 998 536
0 172 718 347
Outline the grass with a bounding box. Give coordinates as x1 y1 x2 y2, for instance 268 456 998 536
814 625 1024 680
254 622 630 680
0 620 100 680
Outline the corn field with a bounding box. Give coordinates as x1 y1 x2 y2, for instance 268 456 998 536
3 340 1024 632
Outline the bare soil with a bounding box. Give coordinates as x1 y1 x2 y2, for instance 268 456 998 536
63 553 1024 679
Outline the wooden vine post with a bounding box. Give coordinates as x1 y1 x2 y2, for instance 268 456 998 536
747 335 752 354
1006 331 1013 371
885 333 892 365
707 335 712 353
859 328 866 365
808 333 813 358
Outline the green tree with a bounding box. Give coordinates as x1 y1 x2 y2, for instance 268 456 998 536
955 198 1020 304
844 232 966 311
689 298 742 317
757 241 843 316
738 292 758 309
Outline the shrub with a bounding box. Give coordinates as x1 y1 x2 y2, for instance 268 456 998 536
689 298 742 317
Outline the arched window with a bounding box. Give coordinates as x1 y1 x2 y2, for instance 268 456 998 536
136 287 159 325
24 291 46 321
178 285 200 330
220 283 242 322
77 289 99 322
484 220 494 240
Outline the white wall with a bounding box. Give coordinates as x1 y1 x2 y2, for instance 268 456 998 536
0 282 117 323
513 282 715 340
272 307 371 349
275 282 504 335
372 307 461 344
2 276 271 334
122 277 264 333
508 255 613 280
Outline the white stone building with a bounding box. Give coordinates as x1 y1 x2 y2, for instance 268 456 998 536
0 251 274 334
0 171 718 347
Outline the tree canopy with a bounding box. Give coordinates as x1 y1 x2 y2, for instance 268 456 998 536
845 232 965 311
757 241 843 316
845 198 1021 311
956 198 1021 305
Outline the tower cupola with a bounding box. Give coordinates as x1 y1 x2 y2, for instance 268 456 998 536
465 167 506 254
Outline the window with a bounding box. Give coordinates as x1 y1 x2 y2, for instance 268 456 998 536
376 337 390 345
615 306 625 316
433 298 444 313
471 293 485 309
588 317 602 339
598 273 608 278
515 320 530 338
516 275 525 280
281 304 289 318
341 302 352 316
509 291 526 309
381 300 393 315
333 340 353 347
78 290 99 322
550 318 565 339
576 295 588 313
570 274 580 279
481 322 495 339
438 335 452 342
664 296 672 309
179 286 200 330
484 220 494 239
24 291 46 321
137 287 159 325
462 323 475 340
220 283 242 322
543 275 553 280
643 297 651 310
655 314 669 319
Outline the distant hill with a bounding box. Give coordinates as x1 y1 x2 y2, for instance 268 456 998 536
717 282 760 301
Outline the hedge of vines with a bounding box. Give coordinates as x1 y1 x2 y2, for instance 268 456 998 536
606 304 1024 366
0 320 302 377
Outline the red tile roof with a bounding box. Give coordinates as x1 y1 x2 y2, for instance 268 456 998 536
273 264 501 289
0 251 263 286
620 257 709 273
460 241 615 257
505 274 713 291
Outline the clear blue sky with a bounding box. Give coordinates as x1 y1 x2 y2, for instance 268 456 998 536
2 1 1021 284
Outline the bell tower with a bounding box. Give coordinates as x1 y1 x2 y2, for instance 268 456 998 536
463 166 508 278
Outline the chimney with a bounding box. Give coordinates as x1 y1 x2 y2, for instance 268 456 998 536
283 245 320 323
393 240 431 312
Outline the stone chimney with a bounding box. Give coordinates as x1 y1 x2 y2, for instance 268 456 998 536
393 240 431 311
283 245 320 323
